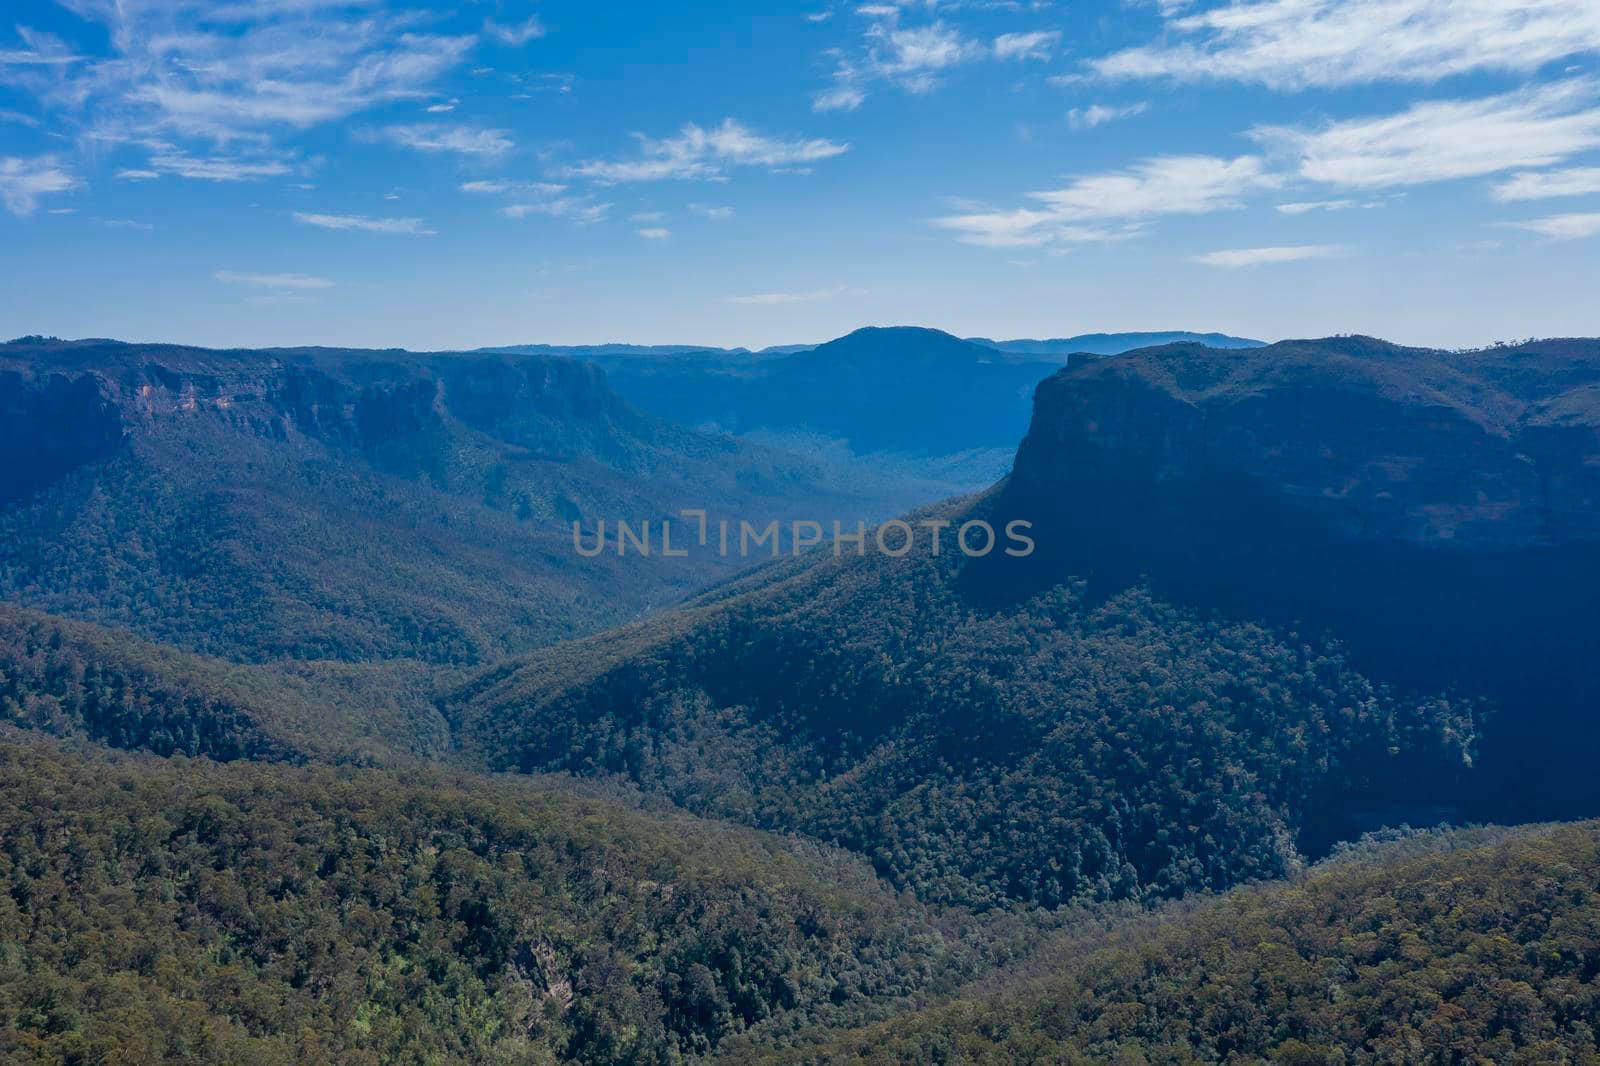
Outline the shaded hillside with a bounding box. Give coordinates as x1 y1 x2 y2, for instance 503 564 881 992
541 328 1062 486
978 335 1600 825
0 736 1000 1064
450 335 1600 911
0 601 450 763
0 338 903 665
449 487 1476 912
755 820 1600 1064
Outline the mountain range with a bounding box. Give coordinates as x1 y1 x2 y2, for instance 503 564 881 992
482 327 1266 493
2 327 1598 1062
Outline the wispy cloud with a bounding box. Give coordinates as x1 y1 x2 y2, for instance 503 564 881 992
215 270 332 289
1492 166 1600 202
0 154 76 215
1066 102 1148 129
501 198 610 224
114 168 159 181
460 180 568 196
690 203 734 220
568 119 848 183
1192 243 1346 267
637 226 671 239
1255 81 1600 190
147 154 292 181
377 125 515 158
102 218 153 231
726 285 849 305
993 31 1061 62
1094 0 1600 90
292 211 436 235
935 154 1276 247
484 17 548 46
1276 199 1361 214
812 12 987 110
1 2 474 155
813 86 867 112
1505 211 1600 240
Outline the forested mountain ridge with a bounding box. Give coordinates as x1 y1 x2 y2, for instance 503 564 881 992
0 735 1017 1063
0 337 906 665
747 819 1600 1064
448 485 1478 911
450 335 1600 914
981 334 1600 825
516 328 1064 492
0 601 452 762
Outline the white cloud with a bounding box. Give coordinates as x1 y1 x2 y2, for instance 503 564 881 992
215 270 333 289
484 17 548 46
1094 0 1600 90
690 203 734 220
115 168 159 181
1256 80 1600 188
378 125 514 158
0 26 82 67
1506 211 1600 240
501 198 610 224
147 154 292 181
630 210 666 222
637 227 671 239
1276 199 1360 213
102 218 153 230
993 31 1061 62
292 211 436 235
1 2 473 152
726 285 848 305
568 119 848 183
459 180 568 196
1066 101 1148 129
0 154 75 215
871 21 983 92
813 85 867 112
1192 243 1347 266
935 154 1277 247
813 13 989 109
1492 166 1600 201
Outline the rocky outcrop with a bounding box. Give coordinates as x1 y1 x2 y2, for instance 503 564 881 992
1007 336 1600 550
0 369 125 506
981 336 1600 826
0 339 662 498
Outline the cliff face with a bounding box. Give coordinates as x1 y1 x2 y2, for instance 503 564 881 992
0 339 660 498
1007 336 1600 551
0 369 126 507
983 336 1600 827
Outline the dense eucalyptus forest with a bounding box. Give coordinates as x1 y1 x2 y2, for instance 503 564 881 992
2 331 1598 1062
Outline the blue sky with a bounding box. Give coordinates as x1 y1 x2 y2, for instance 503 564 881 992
2 0 1599 350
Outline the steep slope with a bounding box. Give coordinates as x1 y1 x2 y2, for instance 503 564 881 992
757 820 1600 1064
980 335 1600 825
450 335 1600 912
0 337 902 665
0 736 1001 1064
449 485 1476 911
0 601 449 763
